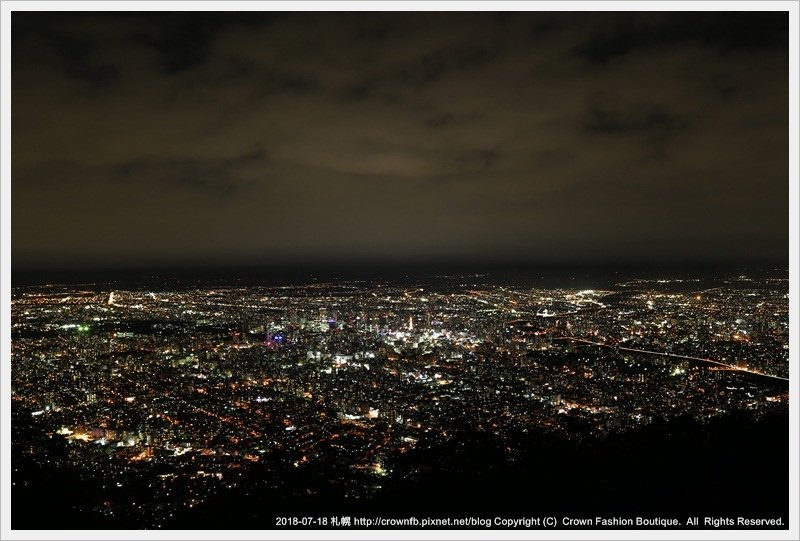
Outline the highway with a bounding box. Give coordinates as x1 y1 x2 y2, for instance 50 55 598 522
556 337 790 382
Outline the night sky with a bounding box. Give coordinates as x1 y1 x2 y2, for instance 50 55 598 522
11 11 789 270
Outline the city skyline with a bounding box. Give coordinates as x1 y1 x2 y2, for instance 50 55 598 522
6 6 794 536
9 269 791 528
11 11 789 270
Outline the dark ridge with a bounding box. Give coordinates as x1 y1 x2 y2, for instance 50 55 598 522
12 405 788 529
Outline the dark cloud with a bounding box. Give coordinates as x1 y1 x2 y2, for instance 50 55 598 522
425 114 456 128
11 16 119 85
340 44 500 103
354 16 393 42
59 37 120 84
583 99 684 160
529 17 561 37
454 149 499 171
10 11 789 269
114 148 266 196
585 103 680 135
424 112 484 130
136 15 220 74
573 12 789 64
131 13 280 74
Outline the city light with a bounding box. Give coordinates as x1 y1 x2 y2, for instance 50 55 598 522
10 271 789 527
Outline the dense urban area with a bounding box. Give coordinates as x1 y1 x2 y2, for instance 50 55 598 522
11 271 789 527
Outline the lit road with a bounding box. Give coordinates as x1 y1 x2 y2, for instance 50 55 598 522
557 337 790 382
